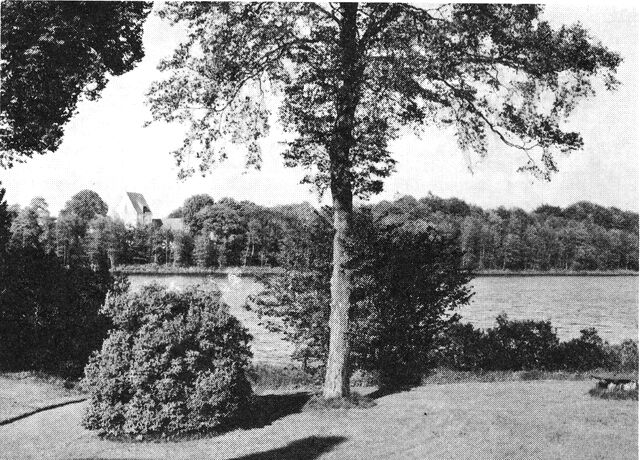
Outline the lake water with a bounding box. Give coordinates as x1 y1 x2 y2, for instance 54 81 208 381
128 274 638 365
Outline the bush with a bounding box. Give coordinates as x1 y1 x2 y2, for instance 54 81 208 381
604 339 639 372
82 284 252 437
435 315 559 371
436 316 637 374
434 322 490 371
555 328 607 371
0 246 113 377
485 314 559 370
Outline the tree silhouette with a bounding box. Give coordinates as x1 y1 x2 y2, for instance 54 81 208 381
1 1 151 166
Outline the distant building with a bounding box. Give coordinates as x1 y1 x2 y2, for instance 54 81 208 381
110 192 153 226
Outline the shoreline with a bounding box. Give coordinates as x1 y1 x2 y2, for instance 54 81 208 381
113 265 638 277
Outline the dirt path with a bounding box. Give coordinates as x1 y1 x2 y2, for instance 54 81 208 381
0 380 636 459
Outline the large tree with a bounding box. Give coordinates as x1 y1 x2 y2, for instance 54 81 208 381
0 1 151 167
61 190 109 222
147 3 620 398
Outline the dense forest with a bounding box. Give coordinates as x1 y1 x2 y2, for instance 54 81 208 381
6 191 639 272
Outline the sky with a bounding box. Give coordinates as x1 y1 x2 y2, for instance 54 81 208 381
1 2 638 217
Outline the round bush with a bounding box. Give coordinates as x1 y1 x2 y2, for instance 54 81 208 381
82 283 252 437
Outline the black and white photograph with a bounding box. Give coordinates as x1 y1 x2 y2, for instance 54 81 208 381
0 1 638 458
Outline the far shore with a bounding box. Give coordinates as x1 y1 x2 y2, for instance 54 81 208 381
112 264 639 277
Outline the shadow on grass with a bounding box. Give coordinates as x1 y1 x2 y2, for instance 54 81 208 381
237 391 312 430
229 435 347 460
69 436 347 460
368 384 417 400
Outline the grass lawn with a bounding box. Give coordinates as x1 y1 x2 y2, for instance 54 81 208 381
0 372 84 424
0 379 636 459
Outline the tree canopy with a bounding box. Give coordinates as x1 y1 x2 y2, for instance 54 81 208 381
148 3 620 188
0 1 151 167
61 190 109 222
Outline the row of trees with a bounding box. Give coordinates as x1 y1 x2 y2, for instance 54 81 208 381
7 190 638 272
157 193 640 272
375 195 639 271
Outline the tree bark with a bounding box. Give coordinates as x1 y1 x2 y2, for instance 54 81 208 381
323 3 360 399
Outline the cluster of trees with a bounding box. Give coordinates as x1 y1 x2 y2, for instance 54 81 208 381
375 195 639 272
164 194 319 269
8 189 126 269
0 185 115 377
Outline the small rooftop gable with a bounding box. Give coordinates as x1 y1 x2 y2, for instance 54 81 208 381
127 192 151 215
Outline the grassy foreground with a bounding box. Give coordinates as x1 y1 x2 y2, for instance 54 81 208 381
0 378 636 459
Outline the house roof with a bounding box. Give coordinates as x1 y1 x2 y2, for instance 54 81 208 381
127 192 151 215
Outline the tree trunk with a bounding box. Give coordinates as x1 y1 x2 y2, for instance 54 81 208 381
323 3 360 399
324 190 353 398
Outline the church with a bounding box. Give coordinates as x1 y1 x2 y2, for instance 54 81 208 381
109 192 154 227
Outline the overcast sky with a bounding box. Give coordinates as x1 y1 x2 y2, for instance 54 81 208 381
1 3 638 217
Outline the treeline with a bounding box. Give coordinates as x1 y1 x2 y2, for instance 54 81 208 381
372 195 639 272
6 190 638 272
163 193 640 272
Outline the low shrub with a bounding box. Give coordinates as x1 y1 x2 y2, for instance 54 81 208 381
434 322 490 371
435 315 638 374
485 314 559 370
82 284 252 437
605 340 639 372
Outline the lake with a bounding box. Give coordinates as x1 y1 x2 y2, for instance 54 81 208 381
128 274 638 366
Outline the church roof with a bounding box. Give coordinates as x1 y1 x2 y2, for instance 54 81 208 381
126 192 151 215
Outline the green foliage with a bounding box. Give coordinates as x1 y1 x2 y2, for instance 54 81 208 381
9 206 42 250
171 231 194 267
348 210 473 387
485 314 560 370
194 232 216 268
1 1 151 166
374 195 639 272
149 4 619 188
556 328 607 371
86 216 127 269
48 191 634 273
0 186 11 253
609 340 639 372
436 316 638 373
0 185 114 377
0 246 113 377
61 190 109 222
82 285 253 437
181 194 215 234
589 385 638 401
250 207 472 388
